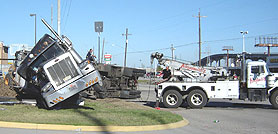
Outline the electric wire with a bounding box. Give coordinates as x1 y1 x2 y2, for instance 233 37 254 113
124 32 278 55
62 0 72 33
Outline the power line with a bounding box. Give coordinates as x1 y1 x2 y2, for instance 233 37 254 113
61 0 68 21
158 0 226 22
128 47 171 54
139 1 227 35
126 32 278 54
209 17 278 32
204 33 278 44
62 0 72 32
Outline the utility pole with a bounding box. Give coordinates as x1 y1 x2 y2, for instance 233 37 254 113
30 14 36 45
57 0 61 35
122 28 132 67
101 38 105 63
98 33 100 63
193 9 207 66
171 44 175 75
94 21 103 63
51 5 53 27
51 4 53 36
171 44 175 61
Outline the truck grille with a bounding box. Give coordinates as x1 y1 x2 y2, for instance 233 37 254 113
47 57 79 87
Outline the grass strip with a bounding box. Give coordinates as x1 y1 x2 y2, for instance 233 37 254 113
0 99 182 126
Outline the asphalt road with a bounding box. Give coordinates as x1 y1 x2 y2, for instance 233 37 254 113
0 83 277 134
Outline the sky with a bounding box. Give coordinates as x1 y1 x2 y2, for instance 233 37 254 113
1 0 278 68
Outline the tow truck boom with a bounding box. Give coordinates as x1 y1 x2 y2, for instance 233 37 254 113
151 52 228 82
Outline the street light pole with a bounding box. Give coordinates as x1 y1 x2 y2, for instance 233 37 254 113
122 28 131 67
240 31 248 84
30 14 36 45
240 31 248 52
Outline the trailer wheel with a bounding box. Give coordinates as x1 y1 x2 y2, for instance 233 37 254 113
187 89 207 108
162 90 182 108
270 90 278 109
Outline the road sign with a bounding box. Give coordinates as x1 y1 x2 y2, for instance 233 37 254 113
104 54 112 64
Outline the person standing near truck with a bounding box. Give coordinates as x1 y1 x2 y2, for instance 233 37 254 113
86 49 96 61
156 66 172 84
162 66 172 81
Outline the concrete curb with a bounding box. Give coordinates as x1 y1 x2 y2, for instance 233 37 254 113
0 118 189 132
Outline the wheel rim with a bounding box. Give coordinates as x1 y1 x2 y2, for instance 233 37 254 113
276 95 278 105
4 78 8 85
166 94 178 106
191 93 203 106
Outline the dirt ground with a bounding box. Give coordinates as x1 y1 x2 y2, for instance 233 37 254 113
0 79 17 97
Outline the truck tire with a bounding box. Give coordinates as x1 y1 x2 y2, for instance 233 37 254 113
270 90 278 109
4 73 12 86
93 83 106 99
162 90 182 108
187 89 207 109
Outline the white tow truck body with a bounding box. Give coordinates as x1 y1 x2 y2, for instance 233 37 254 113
152 52 278 109
156 81 239 100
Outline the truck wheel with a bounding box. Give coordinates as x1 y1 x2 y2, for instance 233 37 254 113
270 90 278 109
187 89 207 109
162 90 182 108
4 74 12 86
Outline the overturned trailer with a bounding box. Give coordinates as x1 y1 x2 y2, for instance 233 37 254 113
95 64 145 99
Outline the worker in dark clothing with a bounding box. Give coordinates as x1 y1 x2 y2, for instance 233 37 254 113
155 66 172 84
162 66 172 81
86 49 96 61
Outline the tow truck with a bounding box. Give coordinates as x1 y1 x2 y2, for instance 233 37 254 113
151 52 278 109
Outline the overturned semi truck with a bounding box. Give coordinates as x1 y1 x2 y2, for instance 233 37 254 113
5 19 146 107
5 19 105 109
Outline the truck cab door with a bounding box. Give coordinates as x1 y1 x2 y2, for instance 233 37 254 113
247 65 267 88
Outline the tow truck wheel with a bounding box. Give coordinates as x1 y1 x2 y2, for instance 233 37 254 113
162 90 182 108
270 90 278 109
187 89 207 109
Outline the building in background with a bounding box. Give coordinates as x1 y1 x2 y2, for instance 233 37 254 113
0 42 10 75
